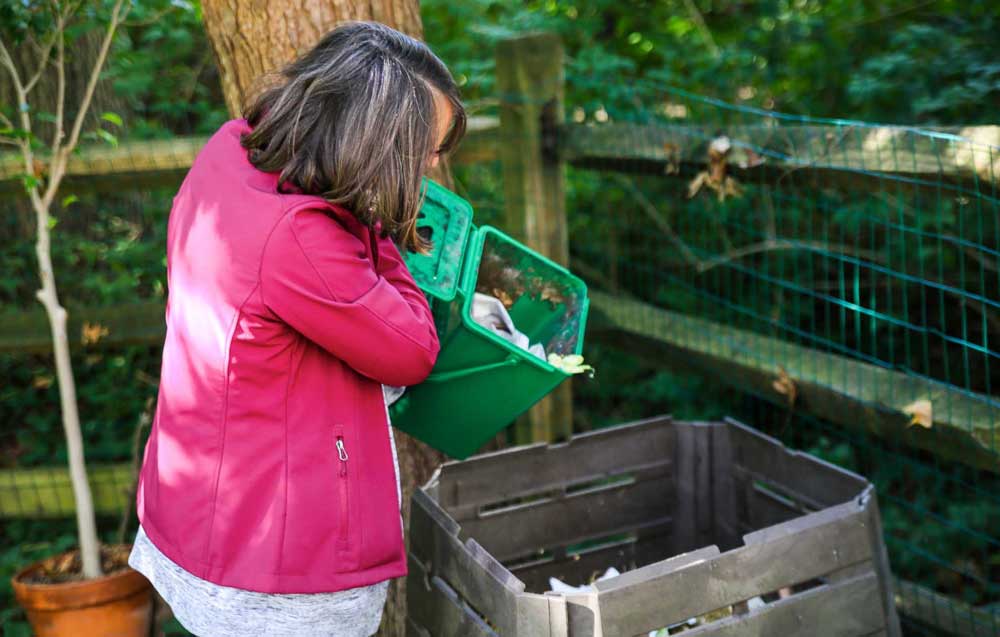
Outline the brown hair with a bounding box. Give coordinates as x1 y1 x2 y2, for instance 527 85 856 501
241 21 466 252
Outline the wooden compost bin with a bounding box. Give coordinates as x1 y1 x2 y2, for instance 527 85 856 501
406 416 902 637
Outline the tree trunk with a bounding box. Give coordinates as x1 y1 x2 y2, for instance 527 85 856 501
199 4 442 635
201 0 422 115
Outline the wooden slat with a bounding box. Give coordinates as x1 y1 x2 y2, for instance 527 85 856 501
729 420 867 508
668 422 729 554
406 556 499 637
0 116 499 191
0 463 133 518
560 122 1000 185
437 415 674 514
746 479 811 530
409 490 523 636
514 593 566 637
693 422 713 543
861 488 904 636
734 465 820 526
597 544 721 594
460 475 673 563
508 525 673 594
670 422 699 554
594 500 874 635
0 302 166 354
710 423 741 550
679 573 885 637
588 290 1000 474
449 462 673 525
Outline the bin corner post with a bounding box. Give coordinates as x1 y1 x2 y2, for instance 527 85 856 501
863 488 904 637
497 32 573 446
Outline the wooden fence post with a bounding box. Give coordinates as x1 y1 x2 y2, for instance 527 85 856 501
496 33 572 445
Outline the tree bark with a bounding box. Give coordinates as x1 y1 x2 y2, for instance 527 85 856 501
201 0 423 115
199 4 442 635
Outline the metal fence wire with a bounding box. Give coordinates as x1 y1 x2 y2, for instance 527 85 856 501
545 82 1000 636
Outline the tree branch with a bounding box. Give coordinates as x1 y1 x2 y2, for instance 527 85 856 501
50 13 67 161
681 0 720 58
23 18 62 95
122 4 175 27
44 0 131 209
118 396 154 545
694 238 885 274
176 48 212 106
0 36 43 211
570 256 633 298
613 174 705 268
958 243 998 274
0 37 26 94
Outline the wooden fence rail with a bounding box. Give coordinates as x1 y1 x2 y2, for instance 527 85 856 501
587 291 999 474
559 122 1000 186
0 116 501 194
5 120 995 193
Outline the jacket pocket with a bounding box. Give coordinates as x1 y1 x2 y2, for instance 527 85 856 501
333 424 351 548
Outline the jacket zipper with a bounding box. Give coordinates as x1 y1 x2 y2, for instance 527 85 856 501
335 430 350 544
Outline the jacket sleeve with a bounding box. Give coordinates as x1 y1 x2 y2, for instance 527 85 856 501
374 232 433 313
260 209 440 387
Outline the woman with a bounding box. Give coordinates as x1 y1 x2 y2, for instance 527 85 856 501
128 21 466 637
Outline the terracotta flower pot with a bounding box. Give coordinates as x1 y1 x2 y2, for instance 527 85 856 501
11 546 152 637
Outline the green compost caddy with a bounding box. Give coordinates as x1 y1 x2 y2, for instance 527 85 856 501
393 179 590 459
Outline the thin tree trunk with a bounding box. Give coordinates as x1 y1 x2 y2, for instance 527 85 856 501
2 0 129 580
199 4 442 635
34 200 104 579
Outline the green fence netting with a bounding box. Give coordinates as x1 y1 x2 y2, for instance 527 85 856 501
549 82 1000 636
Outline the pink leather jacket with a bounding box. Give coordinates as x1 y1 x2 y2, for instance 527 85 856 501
135 119 439 593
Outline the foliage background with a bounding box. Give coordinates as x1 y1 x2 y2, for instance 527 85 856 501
2 0 999 634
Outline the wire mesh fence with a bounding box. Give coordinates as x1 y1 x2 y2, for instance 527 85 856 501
551 81 1000 635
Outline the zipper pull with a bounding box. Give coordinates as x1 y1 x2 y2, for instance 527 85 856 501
336 437 348 476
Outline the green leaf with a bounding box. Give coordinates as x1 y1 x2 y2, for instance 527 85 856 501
1 127 33 141
20 173 39 192
61 194 79 208
95 128 118 148
100 112 123 128
47 216 58 230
